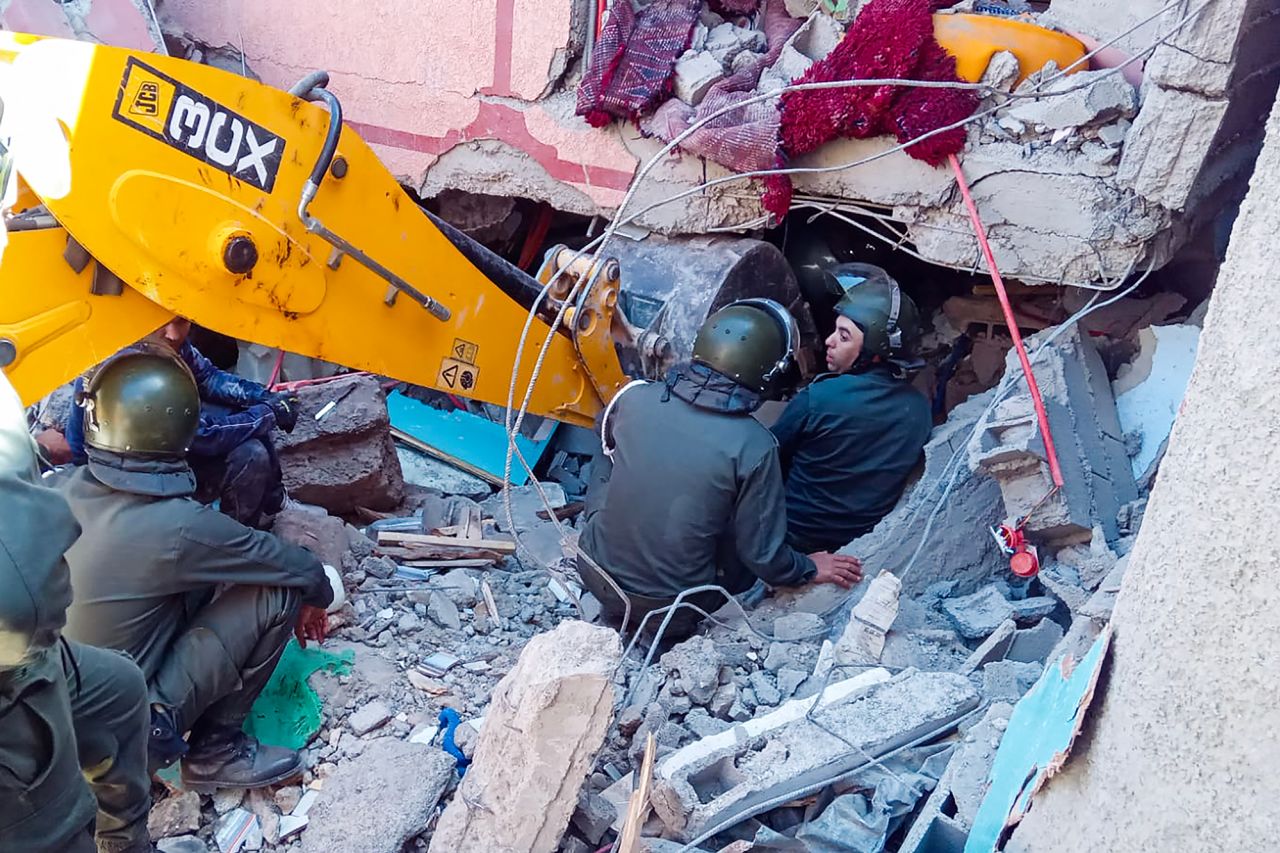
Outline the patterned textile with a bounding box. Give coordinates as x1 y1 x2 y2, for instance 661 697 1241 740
576 0 704 126
642 0 802 172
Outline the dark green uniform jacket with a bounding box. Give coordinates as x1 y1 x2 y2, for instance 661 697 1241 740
771 365 932 553
0 375 150 853
580 363 816 600
59 450 332 681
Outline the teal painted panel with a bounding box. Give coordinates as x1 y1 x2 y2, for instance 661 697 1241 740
385 390 556 486
966 628 1113 852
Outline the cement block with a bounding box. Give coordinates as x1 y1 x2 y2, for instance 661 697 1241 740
1008 70 1138 131
275 376 404 512
649 669 980 840
942 587 1015 640
981 660 1043 703
1007 619 1065 664
429 621 621 853
301 739 455 853
673 51 724 106
960 619 1017 674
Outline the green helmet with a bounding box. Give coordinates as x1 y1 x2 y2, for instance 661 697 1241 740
81 346 200 456
691 298 799 397
825 263 921 362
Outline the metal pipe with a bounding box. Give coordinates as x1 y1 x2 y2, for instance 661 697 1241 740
293 84 451 321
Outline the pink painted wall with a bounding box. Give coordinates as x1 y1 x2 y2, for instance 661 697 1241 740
160 0 637 208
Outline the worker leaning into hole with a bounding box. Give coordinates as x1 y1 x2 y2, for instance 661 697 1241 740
771 264 933 554
0 369 155 853
55 346 346 792
48 316 301 530
576 299 864 643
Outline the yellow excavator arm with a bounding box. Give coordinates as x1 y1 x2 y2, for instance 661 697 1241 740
0 34 657 427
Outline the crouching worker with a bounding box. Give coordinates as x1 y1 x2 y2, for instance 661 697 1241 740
64 317 300 529
0 371 153 853
576 299 862 643
772 264 932 553
59 347 345 791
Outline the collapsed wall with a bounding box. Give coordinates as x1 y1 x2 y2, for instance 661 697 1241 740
1001 77 1280 853
141 0 1280 286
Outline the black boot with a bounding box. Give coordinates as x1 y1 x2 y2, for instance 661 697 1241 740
147 705 188 775
180 725 302 792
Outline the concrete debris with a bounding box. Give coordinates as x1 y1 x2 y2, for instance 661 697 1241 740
660 636 727 705
482 483 566 533
899 702 1014 852
157 836 209 853
149 792 203 841
981 660 1044 703
397 449 493 499
300 739 455 853
1008 69 1138 132
942 586 1016 640
271 502 352 567
1055 528 1120 591
843 389 1008 597
275 376 405 513
960 619 1017 674
771 611 826 642
975 325 1138 545
980 50 1021 93
430 621 621 853
650 668 980 839
1007 618 1066 664
347 700 392 736
674 50 725 106
833 571 902 664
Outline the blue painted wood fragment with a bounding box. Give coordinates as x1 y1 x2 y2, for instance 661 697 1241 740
965 626 1113 852
385 390 556 486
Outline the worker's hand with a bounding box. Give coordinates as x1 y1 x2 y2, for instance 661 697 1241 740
266 392 300 433
34 429 73 465
294 605 329 648
809 552 863 588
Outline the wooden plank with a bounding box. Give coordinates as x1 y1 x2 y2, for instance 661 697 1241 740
537 501 586 522
401 558 495 568
618 733 657 853
377 545 506 561
377 530 516 554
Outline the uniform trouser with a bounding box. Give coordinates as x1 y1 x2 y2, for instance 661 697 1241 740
191 437 285 530
0 641 151 853
148 585 302 736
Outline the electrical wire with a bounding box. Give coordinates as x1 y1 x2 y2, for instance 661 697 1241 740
676 704 985 852
490 0 1212 665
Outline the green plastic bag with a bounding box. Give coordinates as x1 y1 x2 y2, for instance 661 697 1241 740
242 640 354 749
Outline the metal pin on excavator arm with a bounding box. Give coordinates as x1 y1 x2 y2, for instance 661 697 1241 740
0 34 665 428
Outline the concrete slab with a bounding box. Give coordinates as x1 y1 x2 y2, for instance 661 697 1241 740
650 669 980 841
429 621 621 853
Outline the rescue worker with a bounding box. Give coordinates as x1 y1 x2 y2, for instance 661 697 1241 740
577 299 863 641
59 347 345 791
771 264 933 554
0 370 153 853
63 317 300 528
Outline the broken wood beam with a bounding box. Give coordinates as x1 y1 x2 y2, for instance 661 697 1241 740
376 530 516 553
376 544 506 562
537 501 586 522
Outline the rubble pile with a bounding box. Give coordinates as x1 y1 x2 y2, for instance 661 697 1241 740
140 304 1194 852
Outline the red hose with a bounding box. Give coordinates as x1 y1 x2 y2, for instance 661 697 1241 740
266 348 286 389
948 154 1065 490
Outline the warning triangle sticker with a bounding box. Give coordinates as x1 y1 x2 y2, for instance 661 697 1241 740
442 364 459 387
